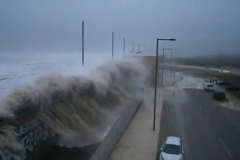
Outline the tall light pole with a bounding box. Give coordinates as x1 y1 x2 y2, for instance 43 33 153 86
123 37 125 53
82 21 84 66
153 38 176 131
112 32 114 58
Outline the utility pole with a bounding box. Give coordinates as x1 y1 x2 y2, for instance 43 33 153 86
123 37 125 53
82 21 84 66
112 32 114 58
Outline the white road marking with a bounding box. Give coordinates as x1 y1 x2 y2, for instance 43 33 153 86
219 138 233 158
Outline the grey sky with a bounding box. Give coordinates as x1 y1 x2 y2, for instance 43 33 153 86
0 0 240 56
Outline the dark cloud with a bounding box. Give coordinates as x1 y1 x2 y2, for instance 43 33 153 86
0 0 240 56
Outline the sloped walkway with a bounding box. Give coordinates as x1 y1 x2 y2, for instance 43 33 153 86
108 89 163 160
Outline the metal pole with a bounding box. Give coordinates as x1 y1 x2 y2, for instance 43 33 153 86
139 43 140 52
123 37 125 53
82 21 84 66
112 32 114 58
152 38 175 132
153 39 159 131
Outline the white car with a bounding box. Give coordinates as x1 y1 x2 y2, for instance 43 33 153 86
160 136 184 160
203 82 214 91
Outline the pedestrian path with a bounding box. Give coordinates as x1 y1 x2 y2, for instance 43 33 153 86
108 88 163 160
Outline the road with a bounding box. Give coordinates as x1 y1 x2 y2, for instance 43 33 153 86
158 89 240 160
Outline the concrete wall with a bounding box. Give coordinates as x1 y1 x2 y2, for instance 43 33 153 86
90 98 142 160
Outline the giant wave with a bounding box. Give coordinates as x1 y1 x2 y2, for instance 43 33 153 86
0 57 151 160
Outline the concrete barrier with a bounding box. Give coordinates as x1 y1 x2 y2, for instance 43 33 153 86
90 98 142 160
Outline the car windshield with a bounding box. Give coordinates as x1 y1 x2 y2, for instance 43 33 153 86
163 144 181 155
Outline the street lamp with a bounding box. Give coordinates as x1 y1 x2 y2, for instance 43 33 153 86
153 38 176 131
123 37 125 53
112 32 114 58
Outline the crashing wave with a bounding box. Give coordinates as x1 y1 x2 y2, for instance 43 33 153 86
0 57 150 160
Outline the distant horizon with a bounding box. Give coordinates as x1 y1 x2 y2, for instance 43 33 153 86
1 50 240 59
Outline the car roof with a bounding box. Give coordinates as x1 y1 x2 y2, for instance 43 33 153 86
165 136 181 145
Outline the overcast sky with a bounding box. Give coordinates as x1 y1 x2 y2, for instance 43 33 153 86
0 0 240 56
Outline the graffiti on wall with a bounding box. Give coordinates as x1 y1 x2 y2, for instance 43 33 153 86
0 117 58 160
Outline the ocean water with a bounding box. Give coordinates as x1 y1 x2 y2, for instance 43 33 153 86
0 52 125 100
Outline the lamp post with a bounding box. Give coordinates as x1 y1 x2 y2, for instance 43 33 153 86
82 21 84 66
123 37 125 53
153 38 176 131
112 32 114 58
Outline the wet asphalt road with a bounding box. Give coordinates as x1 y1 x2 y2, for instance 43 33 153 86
158 89 240 160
